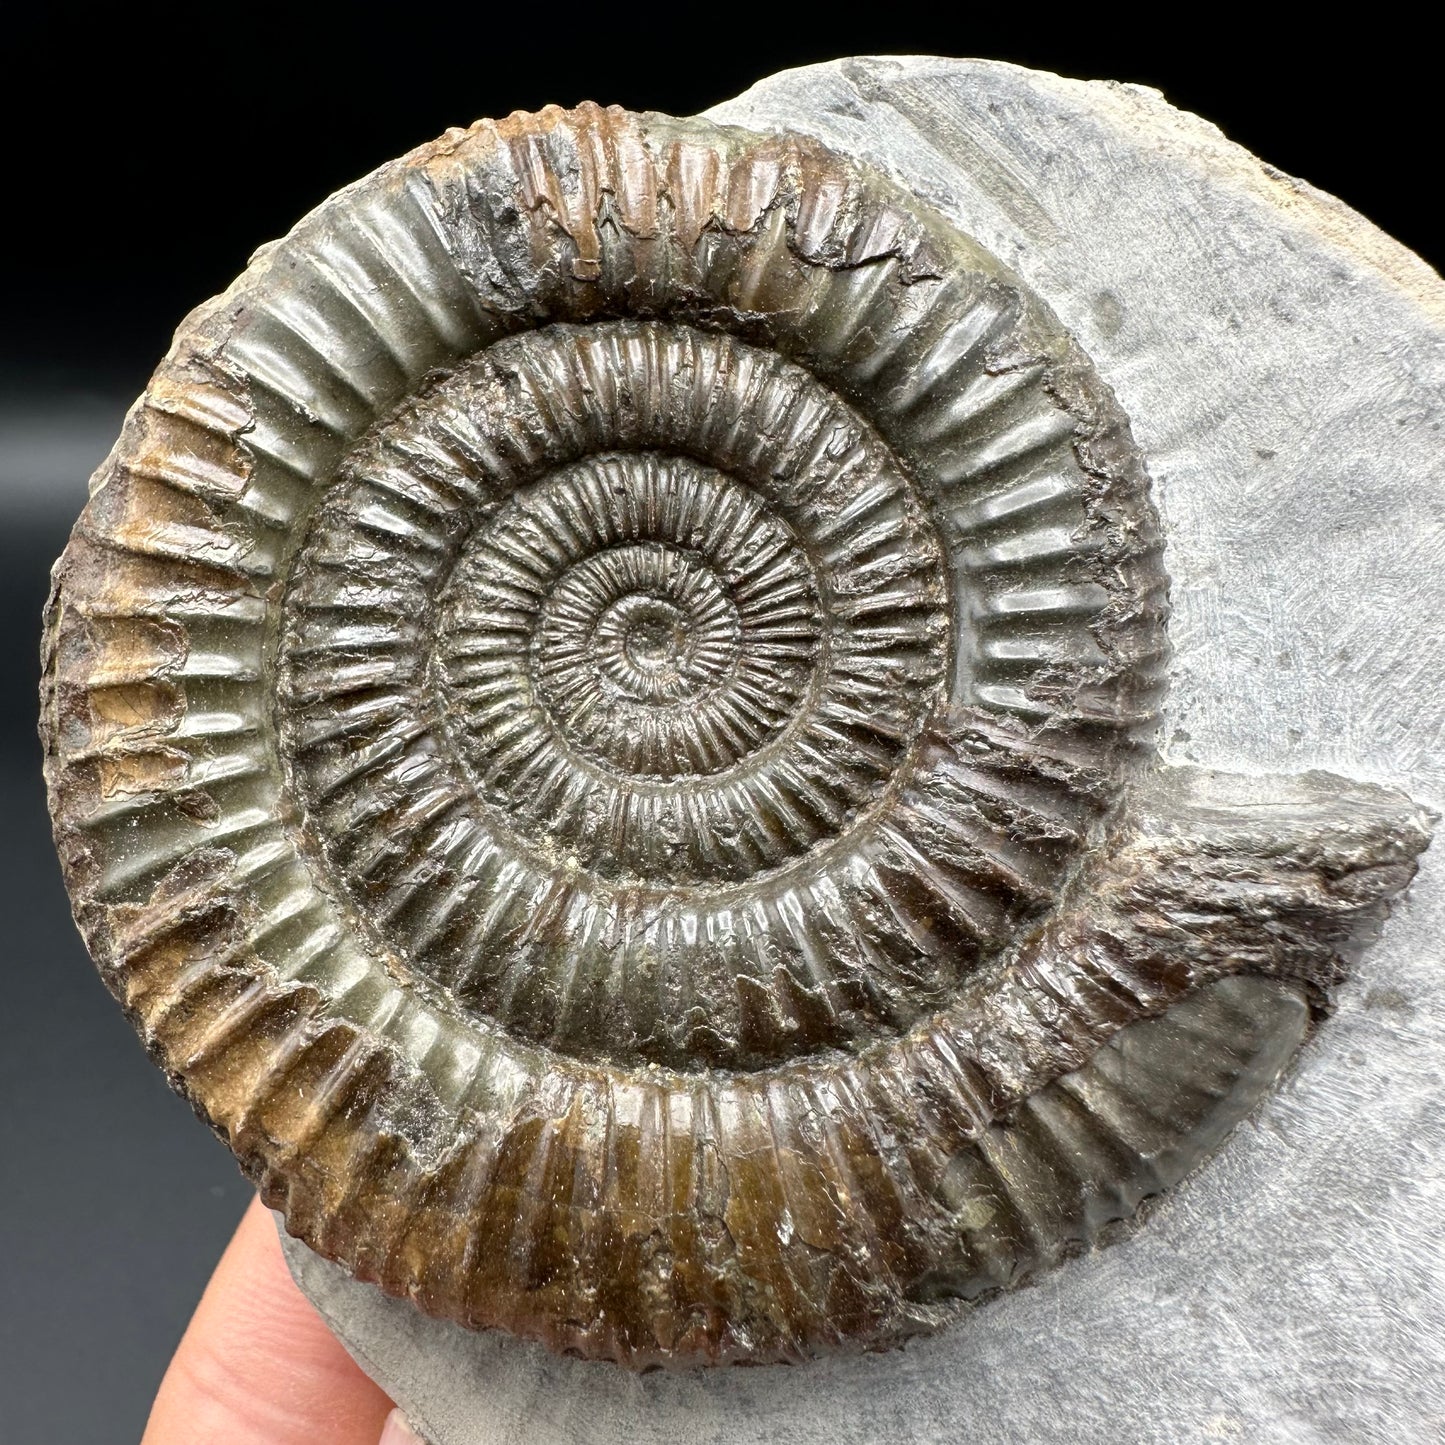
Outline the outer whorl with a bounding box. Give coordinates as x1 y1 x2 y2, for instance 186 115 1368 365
40 105 1431 1365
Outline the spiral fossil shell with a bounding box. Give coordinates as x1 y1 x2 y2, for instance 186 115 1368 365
41 104 1432 1365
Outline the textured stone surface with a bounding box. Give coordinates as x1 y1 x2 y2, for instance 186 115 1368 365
283 58 1445 1441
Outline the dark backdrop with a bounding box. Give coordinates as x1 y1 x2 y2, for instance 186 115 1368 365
1 12 1434 1443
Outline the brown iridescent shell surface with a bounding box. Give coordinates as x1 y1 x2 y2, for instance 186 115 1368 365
41 105 1431 1365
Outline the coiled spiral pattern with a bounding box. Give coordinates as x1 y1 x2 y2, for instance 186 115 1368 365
43 105 1190 1362
281 321 971 1065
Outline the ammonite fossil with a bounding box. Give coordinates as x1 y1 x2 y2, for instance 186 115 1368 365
41 103 1432 1366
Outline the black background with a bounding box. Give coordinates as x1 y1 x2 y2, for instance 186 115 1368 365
0 12 1434 1443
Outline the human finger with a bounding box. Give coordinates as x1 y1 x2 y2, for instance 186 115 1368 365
141 1193 394 1445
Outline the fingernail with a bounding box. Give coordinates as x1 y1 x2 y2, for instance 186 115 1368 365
379 1406 429 1444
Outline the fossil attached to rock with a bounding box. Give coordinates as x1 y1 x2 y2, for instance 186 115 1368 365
40 104 1432 1366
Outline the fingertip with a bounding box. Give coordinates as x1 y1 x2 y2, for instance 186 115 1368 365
142 1194 394 1445
379 1407 430 1444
